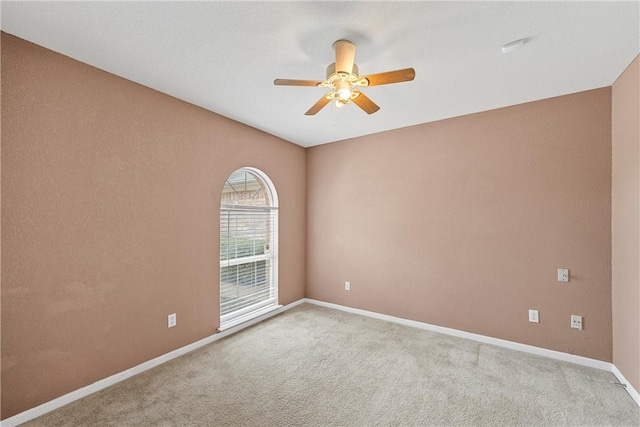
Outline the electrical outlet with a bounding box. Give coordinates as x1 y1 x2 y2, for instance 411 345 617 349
571 315 582 330
168 313 177 328
558 268 569 282
345 281 351 291
528 309 539 323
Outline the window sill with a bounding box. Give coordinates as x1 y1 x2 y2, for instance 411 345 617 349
218 303 283 332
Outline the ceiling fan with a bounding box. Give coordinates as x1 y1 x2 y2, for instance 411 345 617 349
274 40 415 116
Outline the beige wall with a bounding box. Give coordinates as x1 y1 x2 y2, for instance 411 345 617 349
307 88 613 361
612 55 640 392
0 33 306 418
2 30 637 421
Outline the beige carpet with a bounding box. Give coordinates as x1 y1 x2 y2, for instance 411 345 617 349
25 304 640 426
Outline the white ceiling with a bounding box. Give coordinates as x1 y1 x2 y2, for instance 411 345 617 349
2 1 638 148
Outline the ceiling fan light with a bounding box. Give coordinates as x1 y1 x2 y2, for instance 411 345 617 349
336 87 352 101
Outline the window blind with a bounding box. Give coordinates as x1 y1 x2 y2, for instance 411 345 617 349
220 206 278 321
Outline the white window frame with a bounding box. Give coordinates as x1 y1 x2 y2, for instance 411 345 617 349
219 167 279 330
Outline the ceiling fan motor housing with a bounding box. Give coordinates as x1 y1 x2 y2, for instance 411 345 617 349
325 63 360 83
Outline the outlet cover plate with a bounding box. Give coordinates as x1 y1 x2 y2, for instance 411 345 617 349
558 268 569 282
529 309 539 323
571 314 582 330
168 313 177 328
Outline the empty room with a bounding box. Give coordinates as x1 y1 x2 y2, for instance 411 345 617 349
1 1 639 425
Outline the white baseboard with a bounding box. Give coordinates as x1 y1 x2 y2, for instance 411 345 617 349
304 298 612 371
305 299 640 407
612 364 640 406
0 298 305 427
3 297 638 426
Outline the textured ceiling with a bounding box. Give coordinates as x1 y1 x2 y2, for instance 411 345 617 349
2 1 639 147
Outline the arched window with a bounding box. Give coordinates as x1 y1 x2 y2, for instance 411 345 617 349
219 168 278 329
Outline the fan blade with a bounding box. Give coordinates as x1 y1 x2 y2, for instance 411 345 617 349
361 68 415 86
334 39 356 74
351 91 380 114
274 79 323 87
305 93 334 116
